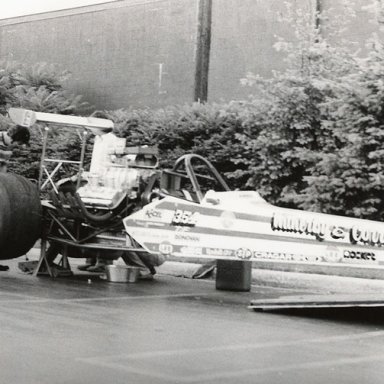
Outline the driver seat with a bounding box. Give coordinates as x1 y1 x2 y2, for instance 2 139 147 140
160 171 199 202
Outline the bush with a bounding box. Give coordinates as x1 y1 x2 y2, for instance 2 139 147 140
301 46 384 220
0 61 90 178
234 1 384 220
103 102 258 189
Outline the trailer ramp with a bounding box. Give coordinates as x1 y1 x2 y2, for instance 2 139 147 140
249 294 384 311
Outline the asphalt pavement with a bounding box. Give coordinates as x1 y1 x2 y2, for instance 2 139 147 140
2 252 384 383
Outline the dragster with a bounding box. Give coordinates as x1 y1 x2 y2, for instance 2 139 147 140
6 108 384 279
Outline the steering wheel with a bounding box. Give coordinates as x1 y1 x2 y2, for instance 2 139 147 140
172 154 230 202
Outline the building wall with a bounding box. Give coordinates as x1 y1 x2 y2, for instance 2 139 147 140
0 0 198 109
209 0 383 102
0 0 381 110
209 0 312 101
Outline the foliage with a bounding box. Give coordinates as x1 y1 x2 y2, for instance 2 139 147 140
0 61 90 177
235 0 384 220
100 103 254 189
301 46 384 220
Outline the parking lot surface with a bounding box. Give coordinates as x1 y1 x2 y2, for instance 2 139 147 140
2 260 384 384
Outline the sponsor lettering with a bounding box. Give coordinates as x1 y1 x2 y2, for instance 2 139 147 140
350 226 384 246
330 227 346 240
343 250 376 261
253 250 307 262
236 248 252 260
159 242 173 255
249 248 376 264
272 213 384 247
145 209 163 219
131 229 169 240
180 246 203 256
272 213 328 240
174 234 200 242
205 248 234 257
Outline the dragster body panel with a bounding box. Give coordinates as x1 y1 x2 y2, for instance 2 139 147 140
123 191 384 269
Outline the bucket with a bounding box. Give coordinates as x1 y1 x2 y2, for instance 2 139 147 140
105 265 140 283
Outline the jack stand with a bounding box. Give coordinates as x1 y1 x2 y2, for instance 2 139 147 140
33 239 73 277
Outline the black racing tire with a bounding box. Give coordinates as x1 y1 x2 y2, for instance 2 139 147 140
0 173 42 260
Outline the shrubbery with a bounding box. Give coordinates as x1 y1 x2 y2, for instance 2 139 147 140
300 47 384 220
103 103 256 189
0 61 90 178
233 2 384 220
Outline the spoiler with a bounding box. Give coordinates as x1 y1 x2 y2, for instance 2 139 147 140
8 108 114 134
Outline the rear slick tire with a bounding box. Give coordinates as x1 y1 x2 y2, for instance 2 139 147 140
0 173 42 260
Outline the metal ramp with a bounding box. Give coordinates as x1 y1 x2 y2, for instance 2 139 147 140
249 294 384 310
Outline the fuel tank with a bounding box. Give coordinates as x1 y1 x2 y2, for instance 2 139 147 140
0 173 42 260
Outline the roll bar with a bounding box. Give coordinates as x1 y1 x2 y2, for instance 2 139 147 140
8 108 114 192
